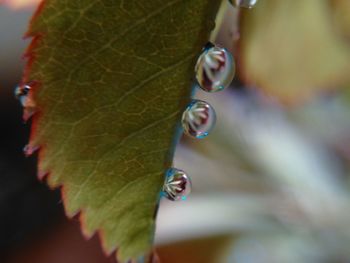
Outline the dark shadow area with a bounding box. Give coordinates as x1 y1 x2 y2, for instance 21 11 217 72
0 79 64 261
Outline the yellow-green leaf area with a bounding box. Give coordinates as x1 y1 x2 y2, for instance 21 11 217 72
239 0 350 103
24 0 221 261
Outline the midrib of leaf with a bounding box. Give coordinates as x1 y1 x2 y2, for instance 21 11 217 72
65 0 184 82
23 0 221 261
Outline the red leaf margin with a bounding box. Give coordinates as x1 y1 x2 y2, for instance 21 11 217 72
20 1 156 262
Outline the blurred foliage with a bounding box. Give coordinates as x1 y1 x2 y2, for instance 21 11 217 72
157 2 350 262
167 87 350 262
239 0 350 103
331 0 350 40
157 236 233 263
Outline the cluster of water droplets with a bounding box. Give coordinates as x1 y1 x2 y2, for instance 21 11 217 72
162 44 232 201
180 44 233 142
162 1 257 201
15 2 257 202
14 82 39 157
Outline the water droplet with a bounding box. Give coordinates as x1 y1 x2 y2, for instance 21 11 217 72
182 100 216 139
23 144 39 157
15 83 37 121
195 45 235 93
231 0 258 8
162 168 192 201
14 84 31 105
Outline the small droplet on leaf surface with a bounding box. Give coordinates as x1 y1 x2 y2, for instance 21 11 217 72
182 100 216 139
195 45 235 93
23 144 39 157
162 168 192 201
15 83 37 121
230 0 258 9
14 84 31 105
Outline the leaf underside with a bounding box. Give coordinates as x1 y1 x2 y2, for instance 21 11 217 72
23 0 220 261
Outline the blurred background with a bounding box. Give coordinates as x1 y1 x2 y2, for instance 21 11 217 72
1 0 350 262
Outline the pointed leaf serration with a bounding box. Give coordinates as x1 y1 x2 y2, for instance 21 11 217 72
23 0 221 261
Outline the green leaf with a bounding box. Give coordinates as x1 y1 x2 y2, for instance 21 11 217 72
239 0 350 103
23 0 220 261
331 0 350 40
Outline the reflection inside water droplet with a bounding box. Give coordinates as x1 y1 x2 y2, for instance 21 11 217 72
231 0 258 8
162 168 191 201
182 100 216 139
195 45 235 93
